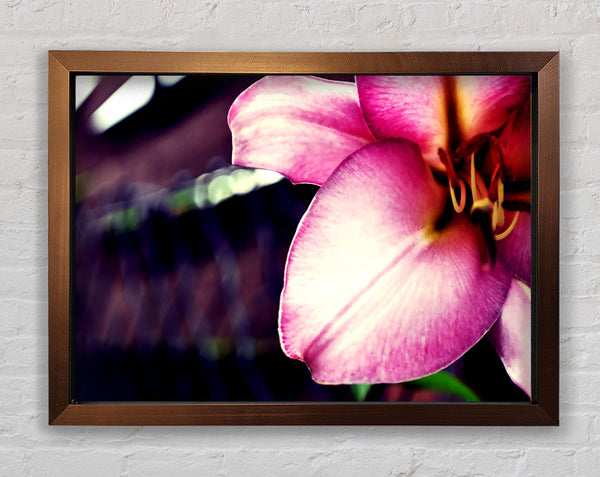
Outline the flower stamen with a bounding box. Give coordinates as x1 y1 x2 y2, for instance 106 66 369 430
449 178 466 213
490 176 506 232
470 153 478 202
492 201 499 230
471 197 493 215
495 211 520 241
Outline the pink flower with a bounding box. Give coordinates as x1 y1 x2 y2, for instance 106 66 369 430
228 75 532 397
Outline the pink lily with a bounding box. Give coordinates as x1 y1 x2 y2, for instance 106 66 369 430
228 75 532 397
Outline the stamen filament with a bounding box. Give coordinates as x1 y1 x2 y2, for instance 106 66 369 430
495 178 505 228
495 211 520 241
489 163 501 201
470 153 478 202
449 179 466 213
475 172 489 200
497 178 505 204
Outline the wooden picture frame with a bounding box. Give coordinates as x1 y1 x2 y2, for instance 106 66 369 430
49 51 559 425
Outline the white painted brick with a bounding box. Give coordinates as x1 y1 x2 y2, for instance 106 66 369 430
561 333 600 371
560 144 600 188
521 449 577 476
0 187 47 227
12 0 68 32
64 1 113 31
561 188 600 220
311 447 415 476
0 1 15 30
479 37 565 52
560 218 600 258
561 111 587 144
0 267 47 301
587 112 600 145
438 414 591 448
592 416 600 446
0 110 45 150
30 450 122 477
0 150 45 188
216 1 312 35
414 449 523 476
563 70 600 109
0 450 33 477
560 295 600 328
408 3 453 31
498 1 600 36
575 448 600 476
0 0 598 474
126 449 224 477
0 70 47 107
560 261 600 298
222 447 415 477
0 228 47 270
412 462 448 477
0 376 42 413
59 35 179 51
571 34 600 70
308 2 356 29
452 2 501 32
178 415 592 451
562 371 600 409
356 3 403 34
0 413 38 444
163 2 219 32
0 298 46 336
557 1 600 34
496 2 552 34
0 336 44 376
103 1 166 32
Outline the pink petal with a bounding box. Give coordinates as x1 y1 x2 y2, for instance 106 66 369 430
497 211 531 285
356 75 530 168
498 98 531 182
488 280 531 397
455 75 531 141
228 76 375 186
279 139 512 384
356 76 448 167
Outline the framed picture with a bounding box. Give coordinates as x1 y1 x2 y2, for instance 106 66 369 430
48 51 559 425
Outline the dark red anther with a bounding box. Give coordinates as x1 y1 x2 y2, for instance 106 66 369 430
489 135 511 181
453 132 492 163
438 148 458 186
488 163 501 202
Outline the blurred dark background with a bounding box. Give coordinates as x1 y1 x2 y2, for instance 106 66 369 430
73 74 528 402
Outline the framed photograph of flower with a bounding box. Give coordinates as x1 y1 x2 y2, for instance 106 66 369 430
49 51 559 425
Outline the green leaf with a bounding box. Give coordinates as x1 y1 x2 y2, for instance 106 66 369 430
351 384 371 402
409 371 480 402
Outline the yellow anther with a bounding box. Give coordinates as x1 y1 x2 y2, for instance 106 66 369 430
497 205 505 229
495 211 520 241
497 178 505 204
492 200 505 231
449 178 466 213
495 178 505 228
470 197 493 215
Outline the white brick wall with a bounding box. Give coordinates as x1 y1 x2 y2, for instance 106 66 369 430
0 0 598 475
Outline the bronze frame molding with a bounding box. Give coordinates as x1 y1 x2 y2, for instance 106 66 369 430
49 51 559 425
